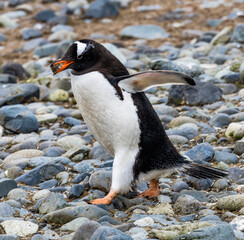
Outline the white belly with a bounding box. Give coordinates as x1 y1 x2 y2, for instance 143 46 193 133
71 71 141 157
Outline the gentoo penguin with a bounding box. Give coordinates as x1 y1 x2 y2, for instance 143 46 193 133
50 39 227 205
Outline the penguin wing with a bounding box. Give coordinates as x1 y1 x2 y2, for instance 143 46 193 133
116 70 195 93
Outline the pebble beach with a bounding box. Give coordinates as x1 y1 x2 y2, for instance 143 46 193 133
0 0 244 239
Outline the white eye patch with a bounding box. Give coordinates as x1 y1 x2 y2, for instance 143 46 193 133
75 41 87 57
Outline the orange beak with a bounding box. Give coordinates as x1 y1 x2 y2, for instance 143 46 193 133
50 60 74 75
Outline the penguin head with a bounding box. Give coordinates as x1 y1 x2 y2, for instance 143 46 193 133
50 39 103 74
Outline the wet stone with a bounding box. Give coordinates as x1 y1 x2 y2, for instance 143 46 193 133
0 202 15 217
121 24 169 40
0 84 40 107
15 163 65 185
168 82 222 106
0 74 16 84
72 221 101 240
38 192 67 214
21 28 42 40
89 170 112 192
0 105 39 133
2 63 30 80
185 143 214 162
85 0 119 19
35 9 56 22
68 184 85 198
172 181 189 192
209 113 232 127
43 147 65 157
39 179 58 189
90 226 133 240
6 166 23 179
214 151 238 164
0 178 18 198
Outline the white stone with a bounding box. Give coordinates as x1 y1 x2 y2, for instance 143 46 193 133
0 126 3 137
60 217 90 231
1 220 38 237
238 89 244 97
128 227 148 240
36 105 60 114
56 172 69 185
36 113 58 123
32 189 51 201
226 122 244 139
48 30 77 42
56 135 86 150
230 216 244 232
7 188 28 200
134 217 154 227
2 149 44 169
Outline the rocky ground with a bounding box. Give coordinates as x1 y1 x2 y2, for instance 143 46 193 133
0 0 244 239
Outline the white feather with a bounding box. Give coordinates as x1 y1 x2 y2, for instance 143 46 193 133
71 71 141 193
75 41 87 56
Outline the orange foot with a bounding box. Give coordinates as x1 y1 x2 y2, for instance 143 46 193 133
90 197 113 205
137 187 160 198
137 178 160 199
89 188 117 205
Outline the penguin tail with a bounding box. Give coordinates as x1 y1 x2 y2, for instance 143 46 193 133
181 162 228 179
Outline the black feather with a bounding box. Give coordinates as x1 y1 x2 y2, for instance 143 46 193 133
182 163 228 179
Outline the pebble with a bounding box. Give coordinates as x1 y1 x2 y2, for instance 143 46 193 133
72 221 101 240
60 217 90 232
2 63 30 80
41 205 109 224
90 226 132 240
0 202 15 217
180 223 236 240
172 181 189 192
121 24 169 39
89 170 112 192
0 220 38 237
185 142 214 162
212 178 228 190
217 195 244 211
168 135 189 145
209 113 232 127
2 149 43 169
0 83 39 107
68 184 85 198
85 0 119 19
16 163 65 185
231 23 244 43
36 113 58 123
38 192 67 214
226 123 244 139
168 82 222 106
35 9 56 22
0 74 16 83
0 1 244 239
166 123 198 140
214 151 238 164
0 105 39 133
0 178 18 197
21 28 42 40
174 194 201 215
7 188 28 200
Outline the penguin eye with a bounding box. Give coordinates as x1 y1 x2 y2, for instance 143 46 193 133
77 55 82 59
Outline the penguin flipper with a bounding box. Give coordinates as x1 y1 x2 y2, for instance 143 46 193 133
116 70 195 93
